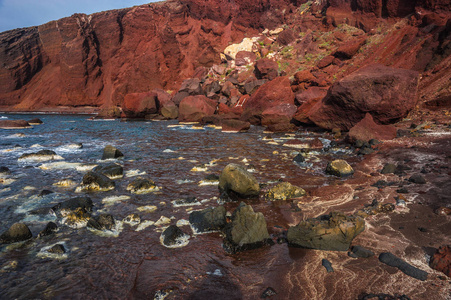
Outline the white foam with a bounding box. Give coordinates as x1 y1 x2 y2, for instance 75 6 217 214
171 199 201 207
102 195 131 205
159 230 190 248
87 221 123 237
176 219 190 227
176 179 194 184
190 166 208 172
163 149 175 153
135 220 155 231
137 205 157 213
125 169 147 177
37 242 70 260
198 180 219 186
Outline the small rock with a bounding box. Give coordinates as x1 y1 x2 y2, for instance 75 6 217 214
430 245 451 277
126 177 158 194
321 259 334 272
189 206 226 233
27 118 43 125
0 166 10 174
265 182 306 201
379 252 428 281
47 244 66 254
261 287 277 298
293 154 305 163
77 171 115 192
348 245 374 258
87 214 115 231
219 164 260 200
0 223 33 244
92 163 123 179
102 145 124 160
160 225 190 248
380 163 397 174
123 214 141 226
409 174 426 184
325 159 354 177
38 222 58 238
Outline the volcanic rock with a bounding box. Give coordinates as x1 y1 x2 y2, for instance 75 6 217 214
56 196 93 214
430 245 451 277
235 51 257 66
0 120 31 129
47 244 66 254
379 252 428 281
160 225 190 248
287 212 365 251
261 103 297 127
322 259 334 272
409 174 427 184
333 38 365 59
265 182 306 201
380 163 397 174
19 150 62 161
93 163 124 179
38 222 58 238
87 214 116 231
223 203 270 253
189 206 227 233
27 118 43 125
178 78 204 96
293 154 305 163
219 164 260 199
277 28 296 45
77 171 115 192
348 113 397 143
122 92 158 118
102 145 124 160
348 245 375 258
326 159 354 177
254 58 279 81
221 119 251 133
127 177 158 194
96 106 122 119
178 95 216 122
308 64 420 130
0 223 33 244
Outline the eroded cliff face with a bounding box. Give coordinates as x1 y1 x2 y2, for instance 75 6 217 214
0 0 449 111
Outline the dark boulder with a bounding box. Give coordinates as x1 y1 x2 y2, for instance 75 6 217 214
93 163 123 179
322 259 334 272
325 159 354 177
102 145 124 160
379 252 428 281
38 222 58 238
348 245 375 258
0 120 31 129
219 164 260 199
189 206 227 233
409 174 426 184
293 154 305 163
87 214 115 231
77 171 115 192
27 118 43 125
56 196 93 214
277 28 296 45
0 223 33 244
47 244 66 254
0 166 11 174
19 150 61 161
380 163 397 174
126 177 158 194
160 225 190 248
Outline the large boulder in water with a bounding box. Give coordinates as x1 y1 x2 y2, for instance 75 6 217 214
0 223 32 244
87 214 116 231
93 163 123 179
308 64 420 130
0 120 31 129
223 203 270 253
122 92 158 118
178 95 216 122
219 164 260 199
126 177 158 194
102 145 124 160
348 113 397 142
76 171 115 192
287 212 365 251
160 225 190 248
189 206 227 234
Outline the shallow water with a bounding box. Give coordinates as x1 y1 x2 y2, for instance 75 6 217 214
0 114 449 299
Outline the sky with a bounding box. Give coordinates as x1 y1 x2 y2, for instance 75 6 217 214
0 0 157 32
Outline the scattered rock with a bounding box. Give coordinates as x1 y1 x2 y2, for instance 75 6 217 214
287 212 365 251
47 244 66 254
189 206 227 233
348 245 375 258
160 225 190 248
348 113 397 143
76 171 115 192
322 259 334 272
87 214 116 231
265 182 306 201
219 164 260 199
56 196 93 215
223 202 271 253
254 58 279 81
27 118 43 125
102 145 124 160
380 163 397 174
0 223 33 244
126 177 158 194
0 120 31 129
261 287 277 298
221 119 251 133
408 174 426 184
379 252 428 281
123 214 141 226
325 159 354 177
38 222 58 238
293 154 305 163
92 163 124 179
122 92 159 118
430 245 451 277
19 150 62 161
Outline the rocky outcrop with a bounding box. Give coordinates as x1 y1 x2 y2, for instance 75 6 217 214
0 223 33 244
178 95 216 122
219 163 260 199
379 252 428 281
348 113 397 142
122 92 159 118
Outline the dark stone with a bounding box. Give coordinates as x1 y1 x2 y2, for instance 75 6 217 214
322 259 334 272
56 196 93 213
261 287 277 298
408 174 426 184
161 225 189 247
38 189 54 197
87 214 115 231
348 245 375 258
0 166 10 174
28 118 43 125
358 147 375 155
102 145 124 160
19 150 57 159
92 163 123 179
381 163 397 174
0 223 33 244
47 244 66 254
368 139 380 145
204 174 219 181
189 206 226 233
354 140 367 148
218 164 260 200
378 252 428 281
293 154 305 163
80 171 115 191
38 222 58 238
418 227 428 232
172 196 199 206
397 187 409 194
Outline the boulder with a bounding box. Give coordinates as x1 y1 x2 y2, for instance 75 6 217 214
287 212 365 251
219 164 260 199
0 166 10 174
0 120 31 129
92 163 124 179
221 119 251 133
95 106 122 119
76 171 115 192
261 103 297 127
189 206 227 233
18 150 63 162
55 196 93 215
160 225 190 248
87 214 116 231
326 159 354 177
179 78 204 96
0 223 33 244
242 76 294 125
203 79 221 95
254 58 279 81
409 174 427 184
380 163 397 174
293 70 316 85
223 37 256 60
317 55 335 69
348 245 375 258
244 78 267 95
122 92 158 118
322 259 334 273
265 182 306 201
430 245 451 277
348 113 397 142
127 177 158 194
178 95 216 122
27 118 43 125
308 64 420 130
38 222 58 238
160 101 179 119
102 145 124 160
223 203 270 253
277 28 296 45
47 244 66 254
333 38 365 59
235 51 257 66
379 252 428 281
171 91 190 106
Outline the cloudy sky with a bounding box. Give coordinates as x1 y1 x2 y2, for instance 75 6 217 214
0 0 156 32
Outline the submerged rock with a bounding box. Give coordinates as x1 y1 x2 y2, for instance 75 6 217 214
0 223 33 244
87 214 115 231
287 212 365 251
126 177 158 194
265 182 306 201
348 245 375 258
430 245 451 277
219 164 260 200
189 206 227 233
47 244 66 254
160 225 190 248
19 150 63 162
56 196 93 214
27 118 43 125
223 203 270 253
38 222 58 238
379 252 428 281
77 171 115 192
0 120 31 129
102 145 124 160
93 163 124 179
322 259 334 273
408 174 427 184
325 159 354 177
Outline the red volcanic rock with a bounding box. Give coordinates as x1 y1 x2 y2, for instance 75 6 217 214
295 87 328 106
261 103 297 126
160 101 179 119
122 92 158 118
293 70 316 85
348 113 397 142
221 119 251 133
0 120 31 129
179 78 204 96
254 58 279 81
430 245 451 277
333 38 366 59
277 28 296 45
235 51 257 66
241 76 294 124
317 55 335 69
308 64 420 130
178 95 216 122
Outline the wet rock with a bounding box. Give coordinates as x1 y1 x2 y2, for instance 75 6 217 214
379 252 428 281
189 206 227 233
348 245 375 258
102 145 124 160
261 103 297 129
219 164 260 199
19 150 62 161
61 208 91 229
77 171 115 192
172 196 200 206
87 214 115 231
0 120 31 129
38 222 58 238
179 78 204 96
56 196 93 214
287 212 365 251
126 177 158 194
38 189 54 197
204 174 219 182
436 207 451 216
430 245 451 277
160 225 190 248
325 159 354 177
223 203 271 253
178 95 216 122
355 200 395 218
381 163 397 174
293 154 305 163
254 58 279 81
322 259 334 272
0 166 10 174
221 119 251 133
47 244 66 254
123 214 141 226
122 92 158 118
92 163 123 179
27 118 43 125
261 287 277 298
348 113 397 143
0 223 33 244
265 182 306 201
408 174 426 184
